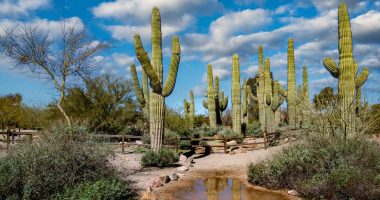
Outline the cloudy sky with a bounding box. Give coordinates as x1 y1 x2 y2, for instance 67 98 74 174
0 0 379 114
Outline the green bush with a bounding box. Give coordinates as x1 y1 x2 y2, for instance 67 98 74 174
194 125 221 138
0 124 134 200
54 178 134 200
218 128 242 140
245 122 262 137
140 149 179 168
248 135 380 199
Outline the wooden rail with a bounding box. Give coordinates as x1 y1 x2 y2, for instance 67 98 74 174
0 131 284 154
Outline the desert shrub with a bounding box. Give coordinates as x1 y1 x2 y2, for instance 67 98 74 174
163 129 179 145
218 128 242 140
140 149 179 168
0 124 134 200
54 178 134 200
248 135 380 199
245 122 262 137
134 146 150 154
194 125 221 138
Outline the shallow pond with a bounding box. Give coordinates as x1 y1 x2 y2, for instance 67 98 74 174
169 177 291 200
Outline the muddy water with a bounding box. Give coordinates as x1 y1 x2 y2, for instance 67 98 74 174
169 177 291 200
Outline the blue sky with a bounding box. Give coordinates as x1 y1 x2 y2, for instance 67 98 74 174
0 0 379 114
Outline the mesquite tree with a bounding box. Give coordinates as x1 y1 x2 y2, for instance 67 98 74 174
0 24 107 131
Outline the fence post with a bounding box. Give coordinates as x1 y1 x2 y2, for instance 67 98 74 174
6 130 10 150
29 133 33 143
175 136 179 153
263 132 267 150
122 135 125 154
223 137 227 154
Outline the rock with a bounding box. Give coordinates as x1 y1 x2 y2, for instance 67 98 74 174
146 186 153 192
226 140 237 146
171 173 179 181
229 151 235 155
288 190 300 196
146 177 164 188
135 140 144 145
179 154 187 162
159 175 170 184
177 166 189 172
177 173 185 178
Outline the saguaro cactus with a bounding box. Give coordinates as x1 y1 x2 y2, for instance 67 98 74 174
287 39 297 129
203 64 217 127
302 65 310 127
133 7 181 152
241 79 248 125
184 91 195 129
257 46 266 131
203 68 228 127
296 84 304 128
232 53 241 134
322 3 369 138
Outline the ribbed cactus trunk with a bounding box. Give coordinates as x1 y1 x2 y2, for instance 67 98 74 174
356 87 361 116
296 84 304 128
189 91 195 129
302 65 309 128
323 3 369 138
207 64 217 127
272 81 284 131
133 7 181 152
241 79 248 125
257 46 266 132
287 39 297 129
232 54 241 134
264 58 274 133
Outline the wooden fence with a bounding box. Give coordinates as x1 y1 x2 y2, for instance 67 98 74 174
0 131 283 154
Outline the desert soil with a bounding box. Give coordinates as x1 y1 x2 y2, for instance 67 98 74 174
110 143 300 199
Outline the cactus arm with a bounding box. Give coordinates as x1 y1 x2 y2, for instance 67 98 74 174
134 34 162 92
202 99 208 109
279 86 287 97
355 67 369 88
130 63 146 106
264 58 272 105
162 36 181 97
323 57 339 78
219 91 228 111
247 85 258 102
184 99 189 116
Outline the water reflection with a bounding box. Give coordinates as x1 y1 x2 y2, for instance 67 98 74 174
171 177 290 200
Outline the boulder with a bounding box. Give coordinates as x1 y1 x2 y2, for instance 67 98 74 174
146 177 164 188
226 140 237 146
159 175 170 184
135 140 144 145
195 147 205 154
288 190 300 196
179 154 187 162
177 166 189 172
229 151 235 155
171 173 179 181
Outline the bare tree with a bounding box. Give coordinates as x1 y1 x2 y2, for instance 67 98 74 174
0 23 108 130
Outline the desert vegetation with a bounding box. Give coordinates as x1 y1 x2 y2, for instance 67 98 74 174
0 1 379 200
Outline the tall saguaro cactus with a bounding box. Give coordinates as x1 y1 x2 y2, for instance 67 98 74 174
241 79 248 125
184 91 195 129
132 7 181 152
232 54 241 134
287 38 297 129
322 3 369 138
302 65 310 127
257 46 266 131
203 64 217 127
214 76 228 125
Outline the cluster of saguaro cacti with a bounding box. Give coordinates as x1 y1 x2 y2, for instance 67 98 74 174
203 64 228 127
184 91 195 129
286 38 297 129
232 54 241 133
131 7 181 152
323 2 369 138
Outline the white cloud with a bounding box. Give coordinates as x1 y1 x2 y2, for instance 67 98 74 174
99 53 135 75
311 0 367 13
92 0 222 41
192 85 206 97
0 0 50 18
243 65 258 76
352 10 380 43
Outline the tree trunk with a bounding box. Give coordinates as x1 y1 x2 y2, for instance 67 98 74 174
56 91 72 139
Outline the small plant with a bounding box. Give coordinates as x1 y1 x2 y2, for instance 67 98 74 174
248 135 380 199
54 178 134 200
193 125 221 138
245 122 262 137
218 128 241 140
140 149 179 168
